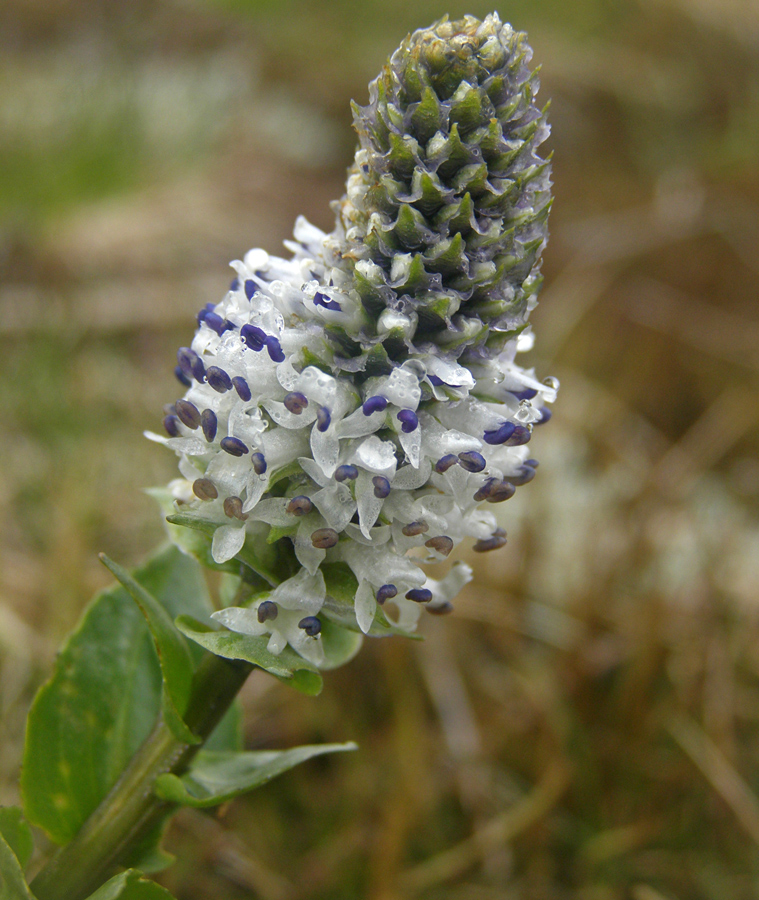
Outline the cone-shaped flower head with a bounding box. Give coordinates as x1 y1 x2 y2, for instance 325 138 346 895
328 13 552 371
149 14 556 667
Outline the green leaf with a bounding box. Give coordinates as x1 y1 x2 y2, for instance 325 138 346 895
175 616 323 695
98 554 197 744
0 832 34 900
154 744 357 808
0 810 32 871
21 545 236 846
85 869 175 899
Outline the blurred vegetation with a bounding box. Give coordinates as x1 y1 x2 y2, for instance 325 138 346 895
1 0 759 898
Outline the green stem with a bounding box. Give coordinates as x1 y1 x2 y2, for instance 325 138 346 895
30 652 254 900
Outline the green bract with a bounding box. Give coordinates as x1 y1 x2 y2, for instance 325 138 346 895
330 13 551 366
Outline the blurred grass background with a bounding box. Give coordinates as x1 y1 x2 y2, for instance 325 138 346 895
1 0 759 897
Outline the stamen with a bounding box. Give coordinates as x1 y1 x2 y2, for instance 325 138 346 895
286 496 313 516
505 465 536 486
485 481 516 503
220 436 249 456
509 388 538 400
314 291 342 312
232 376 252 401
163 415 181 437
473 529 508 553
192 478 218 501
376 584 397 605
473 478 498 502
362 395 388 415
206 366 233 393
244 279 256 300
298 616 322 636
316 406 331 432
175 399 201 429
402 521 429 537
483 422 516 445
230 278 239 292
425 536 453 556
406 588 432 603
265 335 285 362
257 600 278 623
251 452 267 475
241 324 266 351
504 424 531 446
396 409 419 433
223 496 248 520
458 450 486 473
283 392 309 414
372 476 391 498
311 527 339 549
201 408 217 442
535 407 552 425
334 464 358 482
426 601 454 616
435 454 459 473
174 366 191 388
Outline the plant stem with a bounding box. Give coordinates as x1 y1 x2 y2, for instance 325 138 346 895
30 652 254 900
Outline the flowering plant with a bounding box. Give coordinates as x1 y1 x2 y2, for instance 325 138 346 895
2 14 554 899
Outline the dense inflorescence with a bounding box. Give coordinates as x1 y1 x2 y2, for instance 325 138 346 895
149 14 556 666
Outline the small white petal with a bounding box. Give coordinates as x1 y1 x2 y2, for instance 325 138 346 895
355 580 376 634
211 606 265 635
211 524 247 563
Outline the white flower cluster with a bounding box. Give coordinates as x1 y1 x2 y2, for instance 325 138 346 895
148 218 556 666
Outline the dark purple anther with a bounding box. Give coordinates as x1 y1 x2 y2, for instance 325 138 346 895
429 375 444 386
265 335 285 362
473 478 498 502
175 399 201 429
313 291 342 312
197 303 214 326
505 424 531 446
230 278 240 292
206 366 233 393
244 279 256 300
525 459 539 468
509 388 538 401
458 451 486 473
251 452 267 475
203 311 226 335
284 392 309 414
397 409 419 433
425 536 454 556
311 528 339 549
483 422 516 445
334 464 358 482
486 481 516 503
536 407 552 425
174 366 191 388
372 476 391 499
316 406 331 432
201 408 217 442
163 414 181 437
177 347 204 382
473 528 508 553
434 454 459 474
223 496 247 520
298 616 322 636
286 496 313 516
232 376 252 401
362 395 388 416
220 436 249 456
402 521 429 537
257 600 278 623
506 465 537 486
406 588 432 603
241 324 266 351
376 584 397 605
